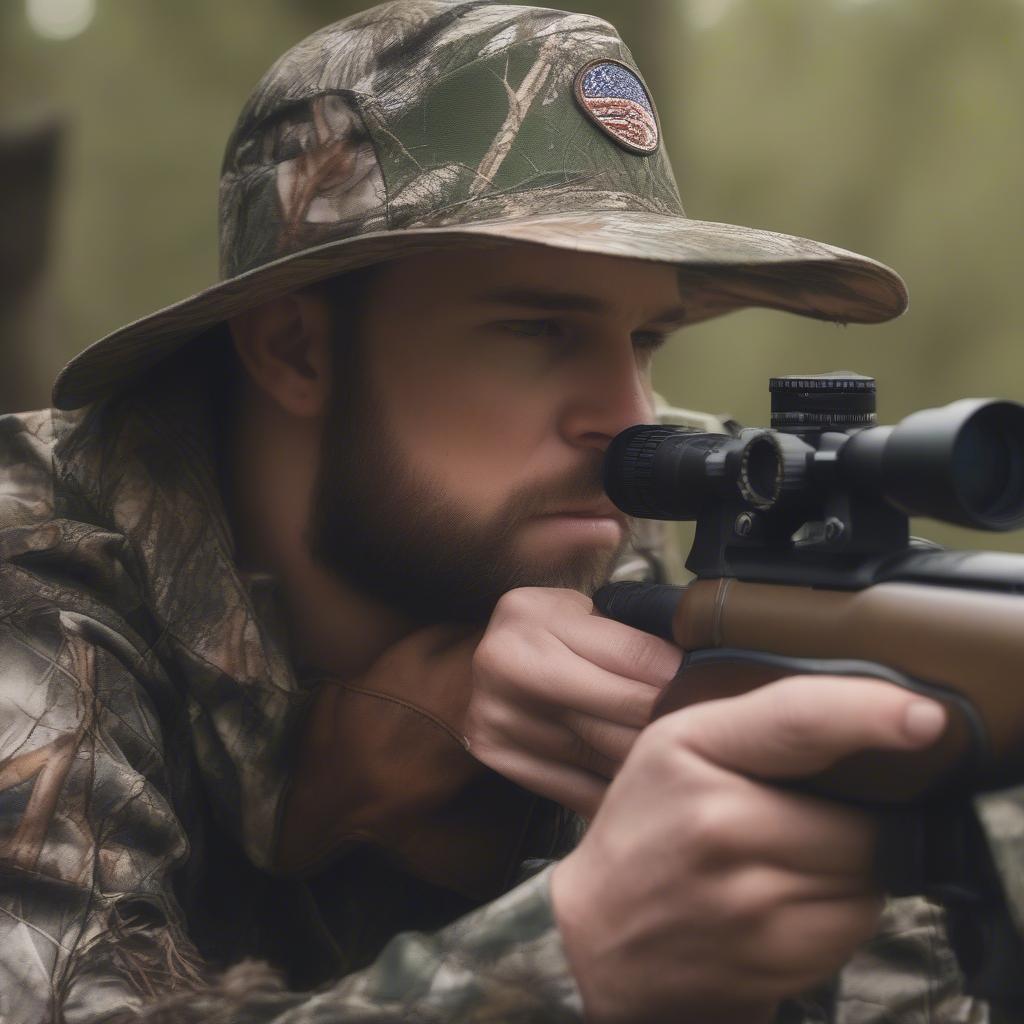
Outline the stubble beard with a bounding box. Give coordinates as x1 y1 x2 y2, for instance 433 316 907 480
308 358 631 626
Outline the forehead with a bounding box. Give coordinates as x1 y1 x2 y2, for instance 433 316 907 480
369 243 682 314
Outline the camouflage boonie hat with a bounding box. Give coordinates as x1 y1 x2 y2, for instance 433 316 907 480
52 0 908 410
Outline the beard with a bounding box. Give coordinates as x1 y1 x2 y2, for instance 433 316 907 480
308 351 631 626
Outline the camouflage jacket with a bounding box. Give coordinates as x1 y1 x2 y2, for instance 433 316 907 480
0 369 1019 1022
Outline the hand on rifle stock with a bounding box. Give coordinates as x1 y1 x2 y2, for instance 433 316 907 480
552 674 947 1023
465 586 682 819
465 586 948 1023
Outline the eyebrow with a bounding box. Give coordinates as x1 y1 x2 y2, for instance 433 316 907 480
471 287 688 327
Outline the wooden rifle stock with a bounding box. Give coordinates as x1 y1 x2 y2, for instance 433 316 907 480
603 578 1024 803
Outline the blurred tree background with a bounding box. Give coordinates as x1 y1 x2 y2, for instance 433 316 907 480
1 0 1023 553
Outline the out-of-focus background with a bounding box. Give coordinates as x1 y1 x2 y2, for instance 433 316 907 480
2 0 1022 553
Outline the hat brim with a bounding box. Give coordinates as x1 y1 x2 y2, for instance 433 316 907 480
52 210 908 410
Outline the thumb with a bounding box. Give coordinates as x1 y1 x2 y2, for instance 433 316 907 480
668 675 946 780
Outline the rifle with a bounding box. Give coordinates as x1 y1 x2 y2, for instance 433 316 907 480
594 371 1024 1004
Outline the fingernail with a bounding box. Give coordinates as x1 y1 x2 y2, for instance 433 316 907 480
903 700 947 743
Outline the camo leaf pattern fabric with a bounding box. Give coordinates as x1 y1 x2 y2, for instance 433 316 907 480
0 377 584 1023
219 1 682 278
1 364 1015 1021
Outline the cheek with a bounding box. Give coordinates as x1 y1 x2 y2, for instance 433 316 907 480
383 360 560 501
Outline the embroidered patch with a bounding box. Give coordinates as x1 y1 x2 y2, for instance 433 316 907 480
573 59 659 155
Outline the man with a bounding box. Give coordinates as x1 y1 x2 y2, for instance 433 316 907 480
0 2 1015 1021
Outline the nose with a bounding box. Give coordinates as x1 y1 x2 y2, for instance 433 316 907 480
560 342 656 455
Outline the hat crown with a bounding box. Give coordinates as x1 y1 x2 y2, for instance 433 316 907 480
52 0 908 413
218 0 683 278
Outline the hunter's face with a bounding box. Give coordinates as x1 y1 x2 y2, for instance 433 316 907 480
310 245 685 624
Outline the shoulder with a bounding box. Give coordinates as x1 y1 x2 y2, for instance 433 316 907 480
0 407 66 530
0 405 186 807
0 405 163 663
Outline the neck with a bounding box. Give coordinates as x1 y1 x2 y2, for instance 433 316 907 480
226 383 414 681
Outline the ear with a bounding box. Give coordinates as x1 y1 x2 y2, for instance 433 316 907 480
229 291 332 417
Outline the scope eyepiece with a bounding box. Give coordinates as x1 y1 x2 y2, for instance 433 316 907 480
739 432 784 509
603 425 786 520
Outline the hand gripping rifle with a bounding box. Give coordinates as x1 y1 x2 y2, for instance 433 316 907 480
595 371 1024 1004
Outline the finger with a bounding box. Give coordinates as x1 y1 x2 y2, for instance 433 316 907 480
559 611 684 688
744 893 885 986
691 770 880 877
563 710 640 764
487 642 664 728
543 663 661 728
668 676 947 781
468 742 607 819
474 701 637 778
724 863 879 909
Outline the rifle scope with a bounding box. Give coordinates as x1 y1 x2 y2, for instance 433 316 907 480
604 373 1024 531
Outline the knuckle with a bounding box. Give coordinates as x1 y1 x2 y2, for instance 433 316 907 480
646 706 700 756
720 869 782 928
552 587 594 612
492 587 537 620
473 634 528 688
495 586 591 621
464 692 503 739
632 715 677 762
471 633 503 680
771 682 828 748
686 795 744 860
627 717 714 792
485 594 548 650
472 630 546 700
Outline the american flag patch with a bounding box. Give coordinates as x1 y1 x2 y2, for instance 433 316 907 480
573 59 659 155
